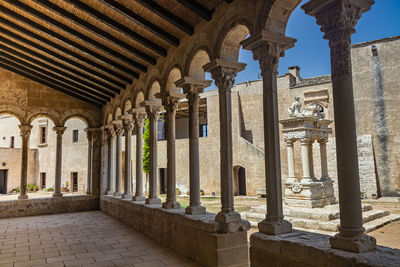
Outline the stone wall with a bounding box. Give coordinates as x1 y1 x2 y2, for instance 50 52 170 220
0 148 37 192
250 231 400 267
101 196 249 267
0 195 98 219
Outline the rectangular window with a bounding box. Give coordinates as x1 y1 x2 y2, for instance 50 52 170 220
157 117 166 141
40 172 46 189
72 130 79 143
199 124 208 137
40 126 46 144
10 136 14 148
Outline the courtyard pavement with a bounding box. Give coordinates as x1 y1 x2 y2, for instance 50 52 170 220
0 211 199 267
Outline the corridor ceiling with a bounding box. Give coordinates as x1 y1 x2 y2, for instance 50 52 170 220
0 0 231 107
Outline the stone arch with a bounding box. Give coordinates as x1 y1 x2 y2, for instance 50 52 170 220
106 113 113 124
114 107 122 120
146 79 161 100
218 21 252 62
60 109 98 128
0 105 25 124
123 100 132 114
27 109 60 126
133 90 145 108
165 66 182 93
264 0 303 34
187 48 212 80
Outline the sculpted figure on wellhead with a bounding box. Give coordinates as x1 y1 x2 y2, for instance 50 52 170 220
288 96 325 119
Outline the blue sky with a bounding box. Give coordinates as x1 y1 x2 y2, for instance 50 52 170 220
206 0 400 89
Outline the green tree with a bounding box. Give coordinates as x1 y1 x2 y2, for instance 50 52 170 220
143 117 150 174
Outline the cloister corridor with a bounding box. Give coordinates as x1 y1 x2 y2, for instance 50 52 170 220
0 211 199 267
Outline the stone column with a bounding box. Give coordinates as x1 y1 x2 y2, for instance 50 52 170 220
18 124 32 200
113 121 123 196
132 109 147 201
175 78 211 214
242 31 296 234
286 140 296 183
303 0 376 253
300 139 313 183
204 60 245 224
308 141 315 179
106 126 116 195
53 126 66 197
144 100 162 204
319 139 330 180
162 92 185 209
85 128 94 195
121 115 134 199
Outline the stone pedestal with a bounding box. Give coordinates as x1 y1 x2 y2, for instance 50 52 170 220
280 117 336 208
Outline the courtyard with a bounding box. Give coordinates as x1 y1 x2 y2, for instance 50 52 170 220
0 211 199 267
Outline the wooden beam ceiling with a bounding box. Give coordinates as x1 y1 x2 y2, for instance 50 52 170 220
0 0 227 106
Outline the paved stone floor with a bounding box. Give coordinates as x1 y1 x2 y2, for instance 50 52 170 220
0 211 199 267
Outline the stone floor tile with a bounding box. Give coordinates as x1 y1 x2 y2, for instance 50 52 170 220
133 260 166 267
13 258 46 267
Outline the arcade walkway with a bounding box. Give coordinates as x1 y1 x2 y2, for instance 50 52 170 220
0 211 199 267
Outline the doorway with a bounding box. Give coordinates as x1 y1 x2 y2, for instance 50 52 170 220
233 166 246 196
71 172 78 192
40 172 46 189
0 170 7 194
159 168 167 194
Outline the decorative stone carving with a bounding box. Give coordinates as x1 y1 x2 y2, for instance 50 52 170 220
288 96 303 117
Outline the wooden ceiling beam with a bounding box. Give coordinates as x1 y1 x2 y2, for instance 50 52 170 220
0 43 115 98
33 0 154 68
0 26 129 89
0 51 111 101
0 16 121 93
0 60 105 107
225 0 234 3
65 0 166 58
4 0 141 76
0 5 131 86
134 0 194 35
175 0 213 21
99 0 179 47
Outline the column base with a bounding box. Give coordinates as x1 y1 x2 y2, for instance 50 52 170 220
258 219 292 235
162 200 181 209
113 192 122 197
18 194 28 200
330 233 377 253
215 210 241 223
132 195 146 202
121 193 133 200
185 205 206 215
52 192 63 198
107 191 114 195
145 197 161 204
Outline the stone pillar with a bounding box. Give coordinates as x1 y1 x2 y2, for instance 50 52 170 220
121 115 134 199
300 139 313 183
144 100 162 204
204 60 245 224
175 78 211 214
286 140 296 183
18 124 32 200
85 128 94 195
319 139 330 180
308 141 315 179
242 31 296 234
303 0 376 253
162 92 185 209
132 109 147 202
106 126 116 195
53 126 66 197
113 121 123 196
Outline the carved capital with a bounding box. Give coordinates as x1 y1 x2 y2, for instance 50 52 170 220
146 106 160 122
163 95 180 115
19 124 32 139
53 126 66 137
134 113 147 128
122 119 134 133
203 59 245 94
302 0 374 78
113 123 124 136
241 31 296 75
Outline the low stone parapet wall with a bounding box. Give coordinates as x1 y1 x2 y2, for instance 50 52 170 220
250 230 400 267
0 195 99 219
100 195 250 267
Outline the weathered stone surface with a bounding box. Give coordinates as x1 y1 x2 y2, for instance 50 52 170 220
100 195 249 267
